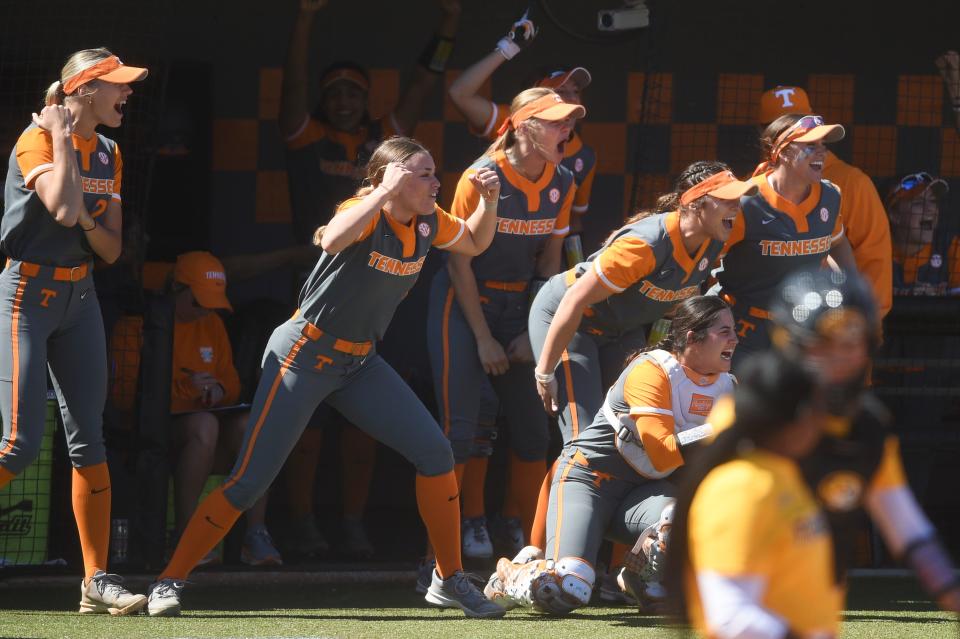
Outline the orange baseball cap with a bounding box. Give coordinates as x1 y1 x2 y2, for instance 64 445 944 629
174 251 232 312
680 170 758 206
537 67 592 91
63 56 148 95
497 93 586 135
758 86 813 124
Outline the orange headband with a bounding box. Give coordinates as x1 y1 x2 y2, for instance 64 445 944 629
496 93 579 136
319 68 370 92
63 56 120 94
680 171 737 205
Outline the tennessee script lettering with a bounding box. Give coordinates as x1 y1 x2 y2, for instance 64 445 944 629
367 252 426 276
758 236 832 257
637 281 700 302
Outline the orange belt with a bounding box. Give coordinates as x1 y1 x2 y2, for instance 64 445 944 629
293 310 372 356
6 258 89 282
482 280 528 292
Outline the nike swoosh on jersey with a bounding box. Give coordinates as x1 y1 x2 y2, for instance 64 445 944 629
761 217 776 225
499 194 512 200
91 487 110 495
205 515 225 530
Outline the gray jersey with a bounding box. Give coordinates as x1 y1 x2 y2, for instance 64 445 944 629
718 175 843 313
569 211 724 337
2 124 120 266
449 151 573 283
298 198 465 343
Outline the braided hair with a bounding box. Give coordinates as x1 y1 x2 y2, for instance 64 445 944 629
615 160 734 239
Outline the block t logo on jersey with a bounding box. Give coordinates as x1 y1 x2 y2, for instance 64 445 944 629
775 87 798 107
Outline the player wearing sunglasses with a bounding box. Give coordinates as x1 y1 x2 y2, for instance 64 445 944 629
885 172 959 295
714 113 859 368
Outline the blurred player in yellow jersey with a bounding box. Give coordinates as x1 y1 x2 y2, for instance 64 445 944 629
666 269 959 638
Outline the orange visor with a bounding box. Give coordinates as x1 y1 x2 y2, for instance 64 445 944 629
771 115 845 161
63 56 148 95
319 68 370 92
679 171 758 206
496 93 586 135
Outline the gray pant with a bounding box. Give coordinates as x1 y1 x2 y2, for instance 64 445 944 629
222 317 454 509
426 270 548 464
545 447 674 565
528 275 646 445
0 261 107 473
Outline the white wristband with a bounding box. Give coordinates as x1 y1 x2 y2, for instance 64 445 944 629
496 37 520 60
535 370 555 384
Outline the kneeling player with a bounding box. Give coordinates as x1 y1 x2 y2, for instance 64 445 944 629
485 296 738 614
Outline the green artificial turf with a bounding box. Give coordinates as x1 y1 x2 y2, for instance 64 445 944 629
0 576 955 639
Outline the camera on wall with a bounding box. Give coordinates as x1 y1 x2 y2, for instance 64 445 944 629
598 0 650 31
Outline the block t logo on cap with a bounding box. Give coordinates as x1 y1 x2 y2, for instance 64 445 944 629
759 85 813 124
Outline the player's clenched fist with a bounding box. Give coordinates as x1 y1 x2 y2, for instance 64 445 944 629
469 167 500 203
378 161 413 197
31 105 74 136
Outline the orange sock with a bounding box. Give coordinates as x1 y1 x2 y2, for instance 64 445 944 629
0 466 15 489
461 457 488 519
608 542 630 572
507 454 546 539
529 459 558 550
73 463 111 580
416 471 461 579
160 486 242 580
285 429 322 518
342 426 376 517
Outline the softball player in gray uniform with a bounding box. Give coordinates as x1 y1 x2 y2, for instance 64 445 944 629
485 296 738 615
146 137 505 620
530 163 755 446
426 88 582 544
716 114 857 368
0 48 147 615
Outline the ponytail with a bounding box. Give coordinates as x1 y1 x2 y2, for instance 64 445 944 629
45 80 64 106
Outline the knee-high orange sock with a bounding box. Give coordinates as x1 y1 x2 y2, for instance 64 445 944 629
0 466 15 489
73 463 111 580
342 426 376 518
285 429 322 518
416 471 462 579
529 459 558 550
608 542 630 571
461 457 488 519
507 454 546 539
160 486 242 581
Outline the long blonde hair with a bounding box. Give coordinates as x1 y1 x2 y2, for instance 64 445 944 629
485 87 557 157
312 136 431 246
45 47 114 106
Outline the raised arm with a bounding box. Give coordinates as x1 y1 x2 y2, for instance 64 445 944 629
392 0 461 135
319 162 410 254
30 106 84 227
279 0 327 139
447 10 538 132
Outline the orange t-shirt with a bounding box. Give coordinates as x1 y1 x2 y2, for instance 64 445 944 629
170 313 241 414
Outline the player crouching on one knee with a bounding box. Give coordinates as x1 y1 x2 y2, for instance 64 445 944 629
484 296 739 615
